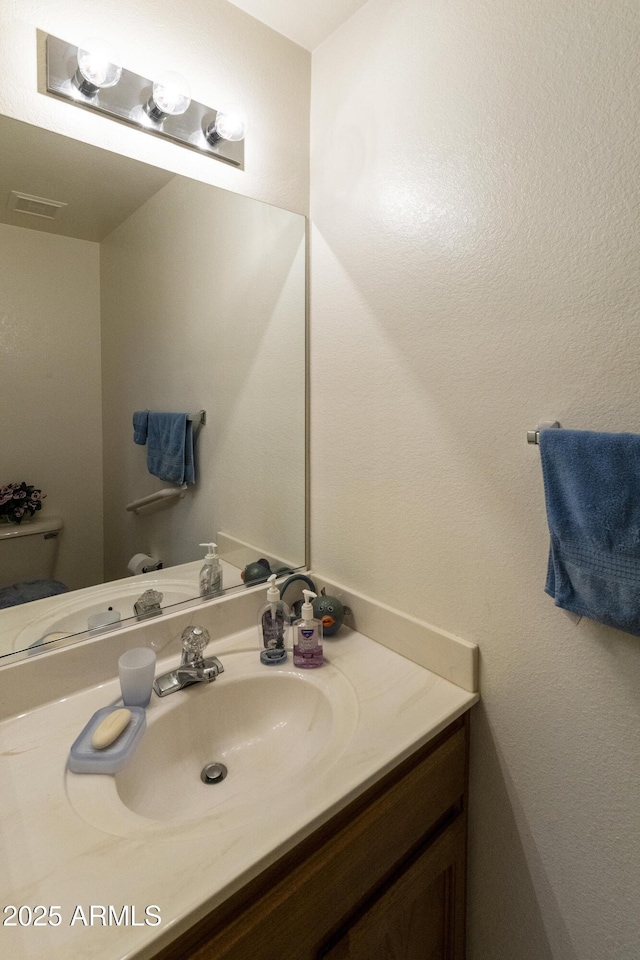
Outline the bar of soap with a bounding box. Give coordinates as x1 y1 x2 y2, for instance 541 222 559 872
91 708 132 750
68 707 146 774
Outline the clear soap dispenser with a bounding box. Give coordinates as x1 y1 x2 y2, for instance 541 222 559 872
257 574 290 665
293 590 323 668
199 542 223 597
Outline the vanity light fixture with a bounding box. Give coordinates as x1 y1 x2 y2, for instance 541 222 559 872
73 37 122 97
204 105 249 144
43 33 245 168
144 72 191 122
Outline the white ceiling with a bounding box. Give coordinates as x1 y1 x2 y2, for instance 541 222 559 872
0 116 174 242
227 0 370 50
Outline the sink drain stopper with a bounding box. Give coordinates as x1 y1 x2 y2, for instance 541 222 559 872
201 762 228 784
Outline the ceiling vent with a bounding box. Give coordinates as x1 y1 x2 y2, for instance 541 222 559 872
8 190 67 220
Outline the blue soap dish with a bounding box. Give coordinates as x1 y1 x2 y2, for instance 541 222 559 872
68 706 146 775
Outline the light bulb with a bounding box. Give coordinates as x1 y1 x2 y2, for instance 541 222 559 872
144 72 191 122
74 38 122 96
204 105 248 144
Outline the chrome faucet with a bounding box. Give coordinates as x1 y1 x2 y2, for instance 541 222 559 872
153 625 224 697
278 574 318 621
134 588 163 621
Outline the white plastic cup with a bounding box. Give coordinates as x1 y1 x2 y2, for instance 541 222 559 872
118 647 157 708
87 610 121 633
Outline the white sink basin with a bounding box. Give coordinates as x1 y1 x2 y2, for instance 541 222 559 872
14 578 197 651
66 649 360 840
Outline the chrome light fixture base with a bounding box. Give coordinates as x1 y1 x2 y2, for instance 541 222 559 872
44 34 244 169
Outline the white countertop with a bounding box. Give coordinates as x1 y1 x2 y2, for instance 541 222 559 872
0 618 477 959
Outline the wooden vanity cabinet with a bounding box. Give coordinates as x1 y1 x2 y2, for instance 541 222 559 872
154 711 470 960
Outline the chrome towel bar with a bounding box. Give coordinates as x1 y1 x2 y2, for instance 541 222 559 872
187 410 206 426
527 421 561 444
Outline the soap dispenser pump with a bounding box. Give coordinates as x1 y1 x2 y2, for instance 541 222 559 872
258 574 290 665
199 542 223 597
293 590 323 668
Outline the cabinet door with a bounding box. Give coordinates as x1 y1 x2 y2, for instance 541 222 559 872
322 817 466 960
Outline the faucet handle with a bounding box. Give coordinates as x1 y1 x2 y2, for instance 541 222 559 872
181 625 210 662
134 588 164 620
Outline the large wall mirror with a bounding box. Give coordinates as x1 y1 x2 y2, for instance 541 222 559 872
0 114 307 663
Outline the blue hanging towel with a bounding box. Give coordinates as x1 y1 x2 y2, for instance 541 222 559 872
539 427 640 637
132 410 149 445
146 412 195 485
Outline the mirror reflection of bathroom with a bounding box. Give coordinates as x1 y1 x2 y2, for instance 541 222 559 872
0 115 307 658
0 515 65 607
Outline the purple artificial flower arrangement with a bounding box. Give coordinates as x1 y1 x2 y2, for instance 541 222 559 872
0 482 46 524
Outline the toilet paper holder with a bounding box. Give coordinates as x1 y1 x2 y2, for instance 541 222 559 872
125 483 188 514
128 553 163 576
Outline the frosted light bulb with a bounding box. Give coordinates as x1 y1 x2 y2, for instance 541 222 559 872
145 71 191 122
205 105 248 144
75 38 122 96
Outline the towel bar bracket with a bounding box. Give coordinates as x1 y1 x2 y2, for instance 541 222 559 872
527 421 561 445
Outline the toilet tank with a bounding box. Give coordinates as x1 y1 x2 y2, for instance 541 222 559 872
0 515 64 590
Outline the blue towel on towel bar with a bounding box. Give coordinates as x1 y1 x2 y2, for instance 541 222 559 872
132 410 149 445
146 413 195 485
539 427 640 637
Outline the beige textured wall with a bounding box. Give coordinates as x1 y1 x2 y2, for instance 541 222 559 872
0 223 103 591
311 0 640 957
0 0 310 214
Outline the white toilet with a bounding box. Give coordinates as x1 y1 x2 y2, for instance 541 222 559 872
0 515 68 607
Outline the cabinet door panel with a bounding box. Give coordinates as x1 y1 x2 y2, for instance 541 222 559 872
322 817 466 960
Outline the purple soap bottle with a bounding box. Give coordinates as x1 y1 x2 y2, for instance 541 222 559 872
293 590 323 668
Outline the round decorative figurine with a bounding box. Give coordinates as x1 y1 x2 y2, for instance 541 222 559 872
242 558 272 585
312 591 346 636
